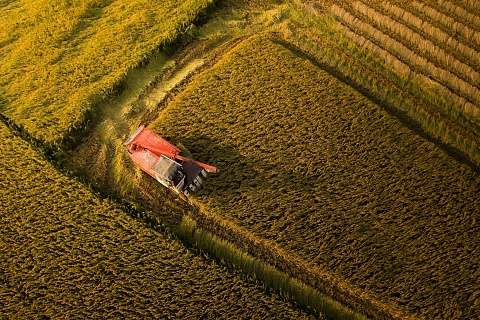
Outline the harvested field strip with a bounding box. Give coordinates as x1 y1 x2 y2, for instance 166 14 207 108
284 4 479 166
151 35 480 319
384 1 480 72
437 0 480 30
331 5 480 111
331 3 480 124
411 1 480 51
352 1 480 90
336 23 480 127
0 0 215 144
0 121 317 319
336 24 411 79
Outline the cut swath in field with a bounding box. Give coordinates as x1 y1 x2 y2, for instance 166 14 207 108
410 2 480 52
330 4 480 119
378 1 480 75
335 22 480 128
151 35 480 319
337 2 480 104
436 0 480 30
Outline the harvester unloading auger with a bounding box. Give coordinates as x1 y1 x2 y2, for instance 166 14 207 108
124 125 217 198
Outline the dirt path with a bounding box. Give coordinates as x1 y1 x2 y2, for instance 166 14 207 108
67 55 207 199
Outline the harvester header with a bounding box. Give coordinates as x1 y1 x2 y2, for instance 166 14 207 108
124 125 217 197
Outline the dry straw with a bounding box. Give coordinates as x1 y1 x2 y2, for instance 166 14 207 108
353 1 480 89
337 23 480 119
438 0 480 29
332 4 480 109
412 2 480 49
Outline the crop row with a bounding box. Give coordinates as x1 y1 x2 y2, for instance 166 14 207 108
335 22 479 123
0 121 316 319
437 0 480 30
411 1 480 50
331 4 480 117
386 1 480 71
352 1 480 94
0 0 215 145
151 35 480 319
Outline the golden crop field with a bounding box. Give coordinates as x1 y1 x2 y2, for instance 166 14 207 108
151 35 480 319
2 0 480 318
0 0 214 144
0 122 318 319
328 0 480 154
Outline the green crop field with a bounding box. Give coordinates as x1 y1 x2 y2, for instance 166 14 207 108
0 122 317 319
0 0 214 144
151 35 480 319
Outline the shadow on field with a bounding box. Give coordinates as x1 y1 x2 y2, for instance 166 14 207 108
173 134 388 319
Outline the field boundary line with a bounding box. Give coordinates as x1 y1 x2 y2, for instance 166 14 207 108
267 33 480 173
331 5 480 115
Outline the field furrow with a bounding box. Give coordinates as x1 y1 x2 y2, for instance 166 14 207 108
411 1 480 52
336 23 480 123
331 4 480 115
352 1 480 91
437 0 480 31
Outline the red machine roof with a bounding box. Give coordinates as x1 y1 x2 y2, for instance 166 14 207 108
124 125 181 158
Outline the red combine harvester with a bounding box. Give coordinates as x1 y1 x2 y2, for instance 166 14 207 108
124 125 217 197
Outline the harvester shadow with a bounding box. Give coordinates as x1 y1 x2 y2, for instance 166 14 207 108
176 134 275 199
172 135 318 230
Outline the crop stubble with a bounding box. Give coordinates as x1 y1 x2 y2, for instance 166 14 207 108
151 36 480 319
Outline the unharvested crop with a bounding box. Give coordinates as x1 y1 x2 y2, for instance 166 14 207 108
0 122 317 319
151 35 480 319
0 0 215 144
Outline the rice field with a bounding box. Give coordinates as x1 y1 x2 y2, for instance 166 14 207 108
2 0 480 318
0 121 318 319
151 35 480 319
331 1 480 117
0 0 215 144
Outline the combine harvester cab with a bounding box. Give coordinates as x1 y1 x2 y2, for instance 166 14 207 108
124 125 217 198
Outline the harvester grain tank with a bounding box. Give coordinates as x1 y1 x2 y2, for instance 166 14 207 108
124 125 217 197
